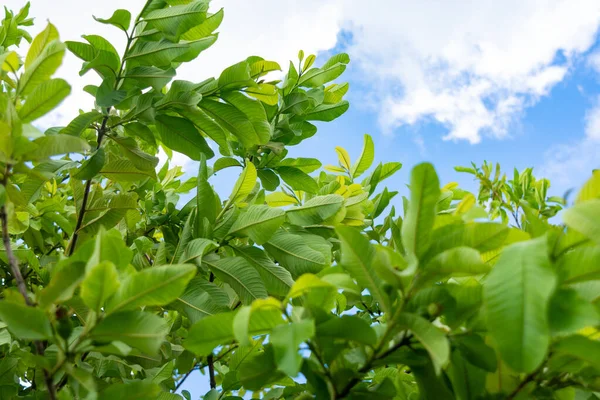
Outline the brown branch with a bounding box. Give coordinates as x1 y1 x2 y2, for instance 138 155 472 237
207 354 216 389
66 114 109 256
506 366 543 400
1 167 57 400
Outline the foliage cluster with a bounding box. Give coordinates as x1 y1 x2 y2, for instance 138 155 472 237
1 2 600 399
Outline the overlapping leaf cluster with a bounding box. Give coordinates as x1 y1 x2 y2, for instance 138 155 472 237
1 2 600 400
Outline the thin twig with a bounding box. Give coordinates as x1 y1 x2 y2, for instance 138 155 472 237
506 365 543 400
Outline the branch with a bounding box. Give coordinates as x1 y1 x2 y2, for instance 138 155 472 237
506 365 544 400
1 167 57 400
207 354 216 389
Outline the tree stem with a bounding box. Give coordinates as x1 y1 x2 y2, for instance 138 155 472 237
1 167 56 399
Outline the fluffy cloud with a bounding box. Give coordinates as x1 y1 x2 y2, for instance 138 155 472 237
335 0 600 142
5 0 600 145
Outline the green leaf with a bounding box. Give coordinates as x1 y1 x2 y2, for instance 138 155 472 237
244 83 279 105
233 246 294 297
174 278 229 324
29 134 90 160
316 315 377 346
180 8 224 41
576 171 600 204
91 311 169 354
218 61 252 90
299 53 349 87
38 261 85 308
563 200 600 245
110 136 159 171
302 101 349 122
276 166 318 194
97 381 162 400
351 134 375 178
426 222 509 258
557 245 600 283
214 157 242 173
196 154 217 231
25 22 59 68
125 39 190 68
106 264 196 314
270 320 315 376
20 40 65 95
100 159 156 182
238 345 284 391
123 66 176 91
18 78 70 122
180 108 230 155
228 205 285 244
483 237 556 373
73 148 105 180
60 111 103 136
553 335 600 371
548 288 599 336
394 313 450 374
179 238 218 264
286 194 344 226
402 163 440 261
145 2 208 41
79 193 138 236
336 226 392 314
93 9 131 32
278 158 322 173
257 169 280 191
81 261 120 312
203 257 267 304
0 302 52 340
422 247 489 280
155 115 214 161
228 162 257 205
95 79 127 107
200 94 270 148
184 311 236 355
263 230 327 278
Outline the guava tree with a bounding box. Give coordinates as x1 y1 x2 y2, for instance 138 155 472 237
1 2 600 400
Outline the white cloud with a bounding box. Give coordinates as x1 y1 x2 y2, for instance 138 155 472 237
6 0 600 145
538 138 600 197
585 96 600 140
335 0 600 143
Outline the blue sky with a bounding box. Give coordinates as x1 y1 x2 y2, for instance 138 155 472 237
5 0 600 396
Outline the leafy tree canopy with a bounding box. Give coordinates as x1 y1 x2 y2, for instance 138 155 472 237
0 1 599 399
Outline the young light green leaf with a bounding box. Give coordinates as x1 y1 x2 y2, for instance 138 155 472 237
351 134 375 178
29 134 90 160
25 22 59 68
19 40 65 96
228 161 257 205
18 78 70 122
562 200 600 245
